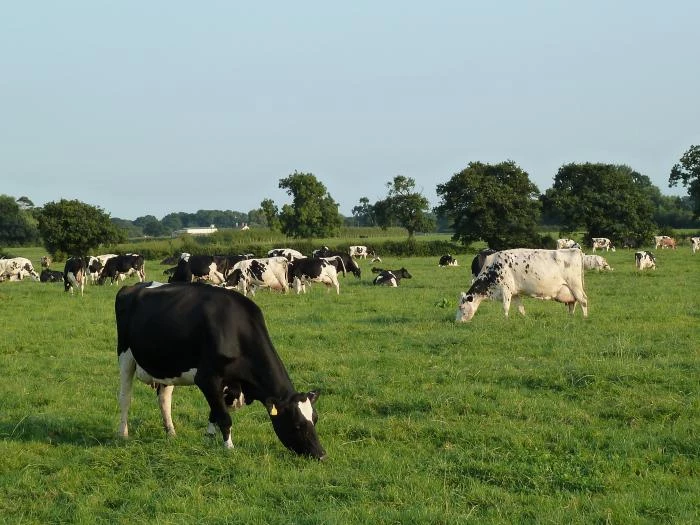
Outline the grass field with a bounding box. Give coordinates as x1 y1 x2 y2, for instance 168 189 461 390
0 248 697 523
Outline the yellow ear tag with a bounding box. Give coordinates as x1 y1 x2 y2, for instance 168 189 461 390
270 405 278 416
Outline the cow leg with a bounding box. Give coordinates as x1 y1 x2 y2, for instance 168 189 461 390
501 292 512 317
195 374 233 449
157 384 176 436
514 296 526 316
118 351 137 438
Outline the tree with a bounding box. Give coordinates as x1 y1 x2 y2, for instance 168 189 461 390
260 198 281 231
134 215 168 237
435 161 541 250
0 194 40 246
375 176 434 237
37 199 126 256
277 171 342 238
351 197 376 227
542 163 656 245
669 145 700 217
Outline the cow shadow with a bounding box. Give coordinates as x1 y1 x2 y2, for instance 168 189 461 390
0 414 116 447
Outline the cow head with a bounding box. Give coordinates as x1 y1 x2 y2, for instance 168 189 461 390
456 292 484 322
265 391 326 460
398 268 412 279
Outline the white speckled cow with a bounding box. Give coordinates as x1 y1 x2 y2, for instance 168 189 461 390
583 254 612 271
591 238 615 252
691 237 700 254
456 248 588 322
635 251 656 270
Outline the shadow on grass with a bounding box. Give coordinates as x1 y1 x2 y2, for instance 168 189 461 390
0 414 116 446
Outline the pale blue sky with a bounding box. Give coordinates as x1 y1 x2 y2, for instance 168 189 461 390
2 1 698 220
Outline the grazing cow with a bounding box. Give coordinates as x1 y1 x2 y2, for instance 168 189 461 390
349 245 374 259
556 238 580 250
591 238 615 252
40 269 64 282
0 257 40 281
40 255 52 269
168 253 225 284
314 250 361 278
288 258 341 294
583 254 613 272
439 254 459 267
635 251 656 270
267 248 305 262
658 237 677 250
226 257 289 296
87 254 118 284
456 248 588 322
115 282 326 459
98 254 146 285
470 249 498 281
372 267 412 287
63 256 86 295
691 237 700 254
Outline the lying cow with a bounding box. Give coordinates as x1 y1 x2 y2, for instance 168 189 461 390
591 237 615 252
226 257 289 296
64 256 86 296
692 237 700 254
115 281 326 459
635 251 656 270
439 254 458 267
583 254 613 272
40 269 64 282
372 267 412 287
288 257 341 294
456 248 588 322
0 257 40 281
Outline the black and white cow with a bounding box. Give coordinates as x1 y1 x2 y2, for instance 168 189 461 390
226 257 289 296
314 250 361 278
349 245 373 259
691 237 700 254
87 254 117 284
470 249 498 281
591 238 615 252
98 254 146 285
168 253 225 284
0 257 40 281
372 267 412 287
40 269 64 282
635 251 656 270
439 254 459 267
267 248 305 262
115 281 326 459
288 258 341 294
319 255 347 277
456 248 588 322
63 256 87 295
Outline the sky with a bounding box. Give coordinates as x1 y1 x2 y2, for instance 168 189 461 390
2 1 699 221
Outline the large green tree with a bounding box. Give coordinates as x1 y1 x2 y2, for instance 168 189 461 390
375 176 434 237
259 198 281 231
542 163 656 244
669 144 700 217
351 197 376 227
435 161 541 250
0 194 40 246
277 171 342 238
37 199 126 256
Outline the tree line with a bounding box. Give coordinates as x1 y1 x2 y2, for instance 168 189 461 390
1 146 699 256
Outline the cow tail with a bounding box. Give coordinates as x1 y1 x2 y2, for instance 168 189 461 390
337 256 346 277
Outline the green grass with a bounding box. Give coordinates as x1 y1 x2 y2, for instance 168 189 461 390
0 248 698 523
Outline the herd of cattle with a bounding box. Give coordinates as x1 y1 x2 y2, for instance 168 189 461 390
2 237 697 458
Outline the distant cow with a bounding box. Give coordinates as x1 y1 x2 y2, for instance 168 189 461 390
0 257 40 281
168 253 225 284
591 238 615 252
87 254 118 284
40 255 52 269
556 239 580 249
635 251 656 270
439 254 458 267
583 254 612 272
63 256 87 295
98 254 146 285
372 267 412 287
456 248 588 322
267 248 305 262
226 257 289 296
288 258 341 294
40 269 64 282
115 281 326 459
658 237 677 250
691 237 700 254
349 245 373 259
470 249 498 281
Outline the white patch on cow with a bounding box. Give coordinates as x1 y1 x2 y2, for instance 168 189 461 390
223 435 234 449
298 399 314 423
133 360 197 386
146 281 168 288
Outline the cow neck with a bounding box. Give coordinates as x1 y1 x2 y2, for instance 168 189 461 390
241 326 296 403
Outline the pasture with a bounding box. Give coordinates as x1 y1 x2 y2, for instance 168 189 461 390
0 248 697 523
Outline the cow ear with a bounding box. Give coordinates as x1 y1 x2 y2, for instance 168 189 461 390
307 390 320 405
